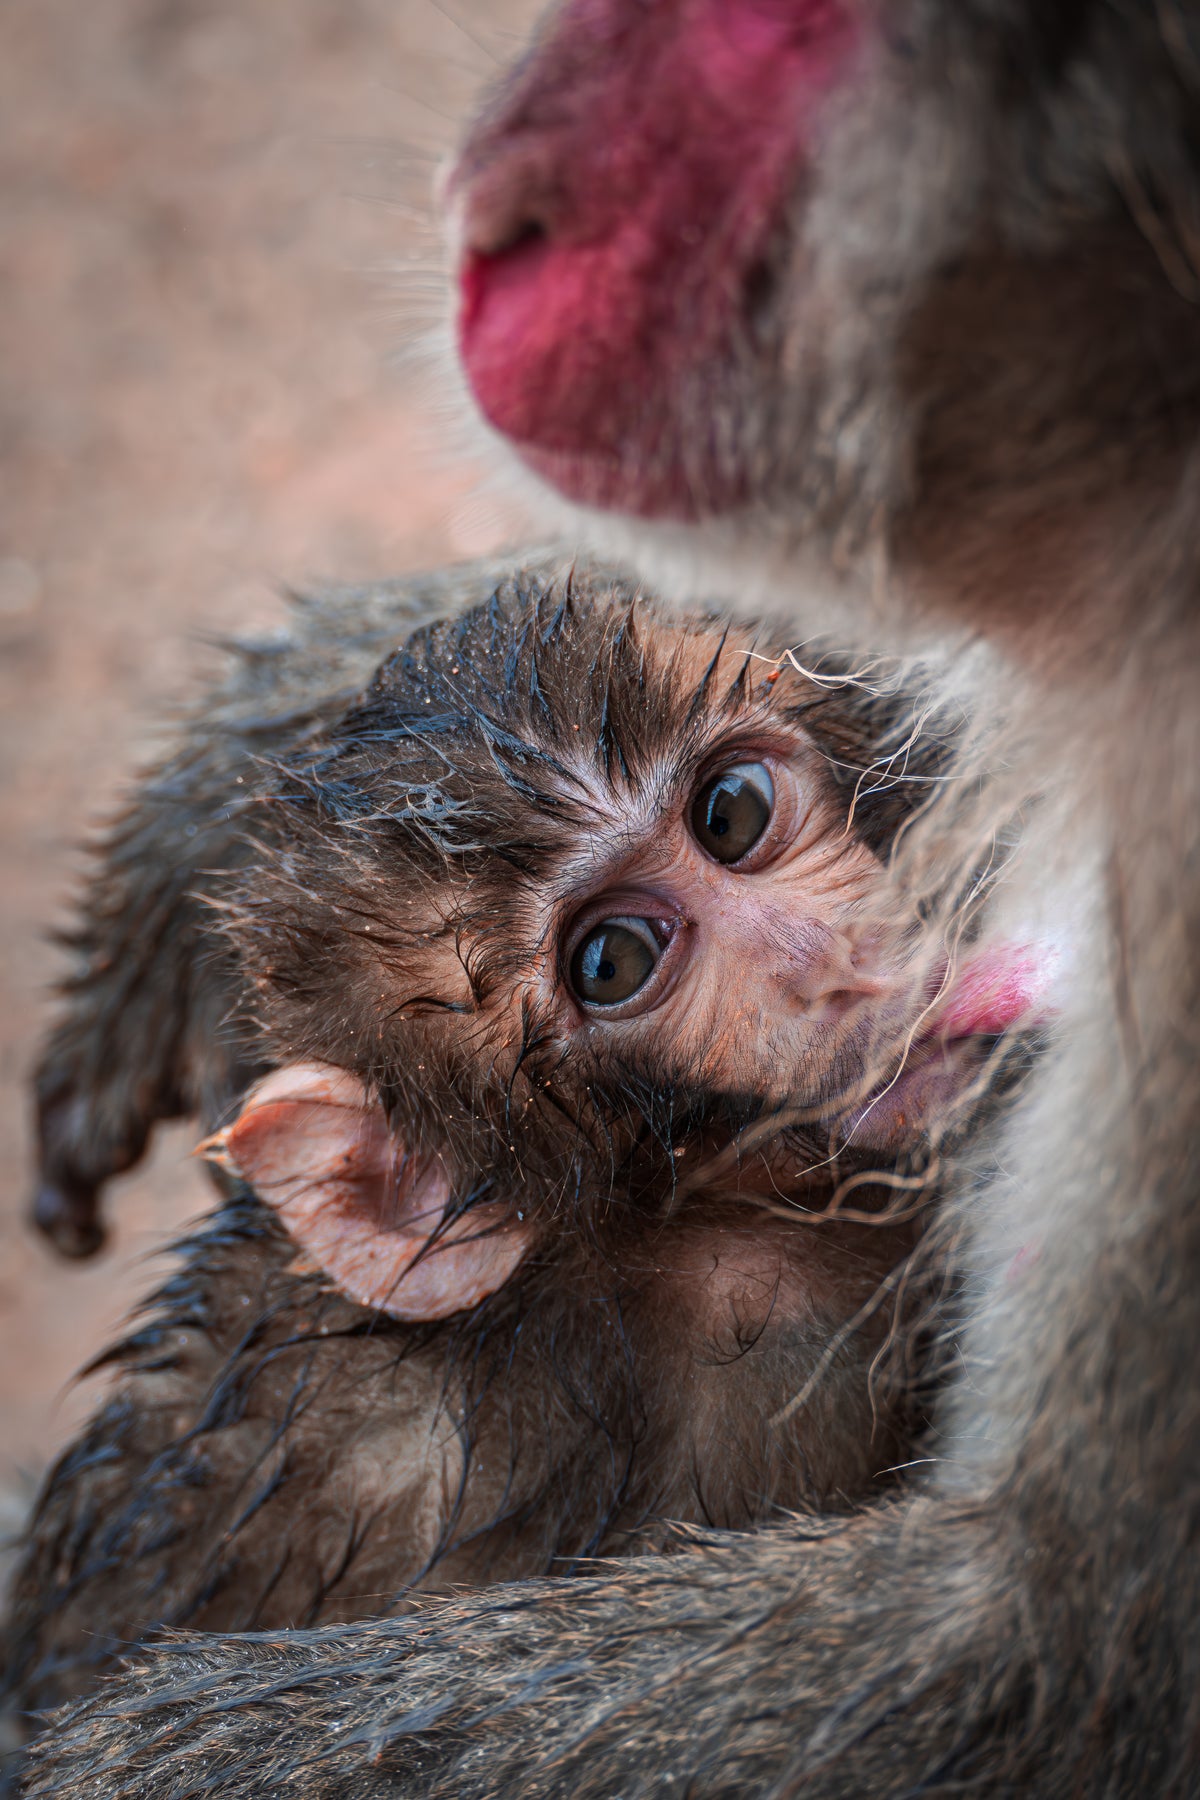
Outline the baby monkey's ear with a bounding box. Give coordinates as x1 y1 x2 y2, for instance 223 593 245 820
199 1063 530 1320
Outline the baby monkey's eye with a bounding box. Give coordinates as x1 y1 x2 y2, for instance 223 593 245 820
690 761 775 863
570 916 661 1006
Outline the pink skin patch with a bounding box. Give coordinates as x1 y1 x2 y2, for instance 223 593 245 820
924 945 1051 1041
455 0 860 516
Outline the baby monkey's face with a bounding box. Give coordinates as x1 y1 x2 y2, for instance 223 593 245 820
504 723 906 1132
221 579 1046 1325
301 610 1036 1194
445 699 1003 1177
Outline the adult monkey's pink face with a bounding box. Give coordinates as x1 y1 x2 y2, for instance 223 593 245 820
453 0 867 520
450 2 1157 571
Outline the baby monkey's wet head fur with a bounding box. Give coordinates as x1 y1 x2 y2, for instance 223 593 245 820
227 566 953 1244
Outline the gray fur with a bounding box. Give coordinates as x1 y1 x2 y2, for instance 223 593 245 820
23 1 1200 1793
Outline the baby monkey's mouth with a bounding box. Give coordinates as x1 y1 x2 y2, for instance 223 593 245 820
698 940 1054 1178
611 941 1055 1221
829 942 1055 1154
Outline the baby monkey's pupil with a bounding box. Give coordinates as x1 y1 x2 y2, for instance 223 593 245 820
570 918 660 1006
691 762 774 864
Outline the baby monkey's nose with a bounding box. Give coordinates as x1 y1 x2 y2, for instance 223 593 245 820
773 921 886 1022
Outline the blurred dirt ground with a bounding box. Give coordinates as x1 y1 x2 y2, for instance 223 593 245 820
0 0 534 1489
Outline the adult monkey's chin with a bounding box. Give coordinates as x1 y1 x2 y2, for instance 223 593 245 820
451 0 863 521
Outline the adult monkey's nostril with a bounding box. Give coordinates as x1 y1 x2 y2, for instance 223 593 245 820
450 128 567 263
453 149 564 359
459 197 551 264
490 217 548 259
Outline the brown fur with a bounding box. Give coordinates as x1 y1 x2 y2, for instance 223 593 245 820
25 3 1198 1793
8 562 968 1756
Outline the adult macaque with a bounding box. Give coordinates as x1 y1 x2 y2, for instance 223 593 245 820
22 2 1200 1796
5 564 1023 1739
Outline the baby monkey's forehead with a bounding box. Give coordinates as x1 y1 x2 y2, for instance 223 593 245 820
365 597 845 1004
444 719 829 982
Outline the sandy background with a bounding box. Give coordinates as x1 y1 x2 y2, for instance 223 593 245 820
0 0 536 1500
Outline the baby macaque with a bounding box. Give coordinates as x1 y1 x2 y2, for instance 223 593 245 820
20 0 1200 1790
4 560 1024 1732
